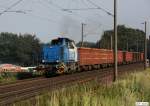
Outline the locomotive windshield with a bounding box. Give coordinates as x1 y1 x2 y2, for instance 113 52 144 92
51 38 63 46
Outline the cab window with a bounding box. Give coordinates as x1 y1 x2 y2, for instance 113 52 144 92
51 39 63 46
67 42 74 49
65 39 74 49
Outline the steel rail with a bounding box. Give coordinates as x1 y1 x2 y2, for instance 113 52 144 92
0 63 144 105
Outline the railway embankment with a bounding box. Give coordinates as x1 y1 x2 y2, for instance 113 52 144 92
13 67 150 106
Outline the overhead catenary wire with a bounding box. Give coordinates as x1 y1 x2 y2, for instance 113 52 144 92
79 0 113 34
63 7 106 11
42 0 103 40
76 0 111 27
39 0 105 26
14 0 60 24
0 0 111 40
38 0 67 18
2 10 26 14
34 0 82 23
0 0 59 23
43 0 85 22
82 0 113 31
80 0 104 20
0 0 24 16
45 0 72 13
63 0 111 12
43 0 105 26
86 0 113 17
61 0 110 39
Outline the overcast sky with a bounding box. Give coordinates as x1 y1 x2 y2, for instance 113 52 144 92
0 0 150 43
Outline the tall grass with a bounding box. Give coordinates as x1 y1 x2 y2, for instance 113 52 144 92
0 72 17 84
14 69 150 106
0 72 43 84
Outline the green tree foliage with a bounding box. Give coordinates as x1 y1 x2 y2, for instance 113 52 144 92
0 32 42 66
147 38 150 59
97 25 145 52
76 41 98 48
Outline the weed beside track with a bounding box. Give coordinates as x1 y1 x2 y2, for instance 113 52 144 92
14 68 150 106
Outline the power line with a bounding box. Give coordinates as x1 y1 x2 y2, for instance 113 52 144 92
32 0 107 34
3 10 26 14
14 0 59 24
63 7 104 11
53 0 108 36
20 0 79 25
41 1 101 36
37 0 65 17
0 0 59 24
73 0 111 28
39 0 82 21
45 0 102 24
0 0 24 16
76 0 108 24
43 0 84 22
46 0 72 13
86 0 113 16
80 0 103 18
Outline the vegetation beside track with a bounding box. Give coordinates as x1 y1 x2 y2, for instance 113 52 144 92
0 72 43 84
0 72 17 84
14 69 150 106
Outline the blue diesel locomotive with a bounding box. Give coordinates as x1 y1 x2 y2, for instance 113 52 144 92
42 37 78 75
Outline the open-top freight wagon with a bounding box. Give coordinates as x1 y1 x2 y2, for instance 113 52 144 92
78 48 123 69
40 37 144 76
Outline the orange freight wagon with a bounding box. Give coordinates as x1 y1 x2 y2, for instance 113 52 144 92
78 48 123 67
125 52 133 63
118 51 123 64
141 53 144 61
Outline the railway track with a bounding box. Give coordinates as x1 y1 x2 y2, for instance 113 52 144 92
0 63 144 106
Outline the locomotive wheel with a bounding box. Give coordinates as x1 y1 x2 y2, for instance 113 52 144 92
57 66 65 74
57 63 65 74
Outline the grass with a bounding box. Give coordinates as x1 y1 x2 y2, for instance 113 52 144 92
14 69 150 106
0 72 43 84
0 72 17 84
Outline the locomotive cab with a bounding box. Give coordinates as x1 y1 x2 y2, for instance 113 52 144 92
42 38 78 75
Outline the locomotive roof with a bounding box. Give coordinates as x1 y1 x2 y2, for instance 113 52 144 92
52 37 74 42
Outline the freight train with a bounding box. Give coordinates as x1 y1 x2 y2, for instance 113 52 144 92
39 37 144 76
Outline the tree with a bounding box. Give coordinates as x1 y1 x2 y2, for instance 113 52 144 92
76 41 98 48
97 25 145 52
0 32 42 66
147 36 150 59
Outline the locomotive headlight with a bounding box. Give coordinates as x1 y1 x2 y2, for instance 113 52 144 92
56 60 59 62
42 60 45 63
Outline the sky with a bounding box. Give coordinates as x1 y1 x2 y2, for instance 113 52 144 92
0 0 150 43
